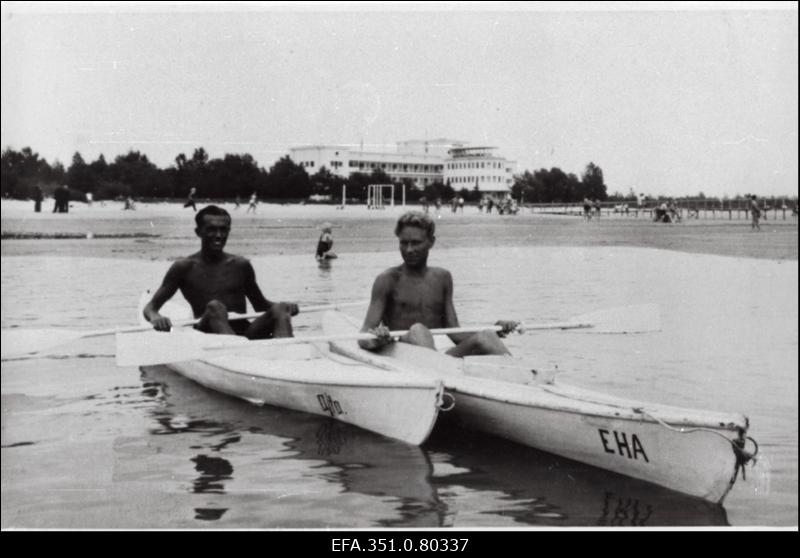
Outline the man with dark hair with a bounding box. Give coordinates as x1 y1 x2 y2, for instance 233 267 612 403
358 211 517 356
143 205 298 338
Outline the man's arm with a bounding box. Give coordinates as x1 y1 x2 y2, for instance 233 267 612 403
440 270 471 345
359 273 392 351
242 259 298 316
441 270 517 342
143 262 184 331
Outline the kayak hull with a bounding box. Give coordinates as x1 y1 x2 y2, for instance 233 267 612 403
448 384 742 503
164 349 443 446
322 311 749 503
136 292 443 445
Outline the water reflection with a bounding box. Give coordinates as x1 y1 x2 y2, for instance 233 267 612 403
426 421 729 527
138 366 444 527
137 366 729 527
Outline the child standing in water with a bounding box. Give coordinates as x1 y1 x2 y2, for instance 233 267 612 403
315 222 337 260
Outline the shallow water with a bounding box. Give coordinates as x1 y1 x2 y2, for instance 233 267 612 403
1 245 797 528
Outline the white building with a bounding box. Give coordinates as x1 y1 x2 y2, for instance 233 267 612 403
289 139 515 193
444 146 516 194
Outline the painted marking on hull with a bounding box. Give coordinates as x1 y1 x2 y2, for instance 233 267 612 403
599 429 649 462
317 393 344 416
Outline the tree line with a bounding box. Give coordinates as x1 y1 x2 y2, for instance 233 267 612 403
2 145 612 204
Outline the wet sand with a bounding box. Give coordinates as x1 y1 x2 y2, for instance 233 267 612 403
2 199 797 261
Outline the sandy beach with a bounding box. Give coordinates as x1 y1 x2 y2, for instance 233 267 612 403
2 199 797 261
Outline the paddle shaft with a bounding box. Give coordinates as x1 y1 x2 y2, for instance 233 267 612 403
39 302 367 341
198 322 592 352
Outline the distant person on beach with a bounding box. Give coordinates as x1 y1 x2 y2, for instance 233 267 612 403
124 196 136 210
357 211 518 357
667 199 681 222
143 205 298 339
434 197 442 217
315 222 337 261
234 195 241 209
486 198 494 214
750 195 761 231
33 185 43 213
184 187 197 212
654 201 671 223
593 199 601 219
458 196 465 213
86 192 93 207
247 192 258 214
583 197 592 220
53 184 70 213
420 196 429 214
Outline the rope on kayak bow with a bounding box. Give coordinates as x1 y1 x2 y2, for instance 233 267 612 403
437 392 455 412
634 408 759 483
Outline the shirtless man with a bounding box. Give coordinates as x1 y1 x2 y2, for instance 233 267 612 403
143 205 298 338
359 211 517 356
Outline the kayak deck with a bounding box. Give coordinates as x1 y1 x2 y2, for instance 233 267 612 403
322 310 754 503
133 292 445 445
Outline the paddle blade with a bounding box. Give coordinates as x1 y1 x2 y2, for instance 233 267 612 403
116 330 252 367
1 329 84 359
116 330 202 367
572 303 661 334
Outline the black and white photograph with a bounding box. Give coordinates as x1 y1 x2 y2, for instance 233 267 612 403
1 1 797 534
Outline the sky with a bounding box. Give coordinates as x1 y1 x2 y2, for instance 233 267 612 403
1 2 797 198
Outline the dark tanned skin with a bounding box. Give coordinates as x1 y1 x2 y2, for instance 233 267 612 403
359 224 516 356
143 213 297 338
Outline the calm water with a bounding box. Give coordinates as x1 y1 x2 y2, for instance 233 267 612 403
1 245 797 528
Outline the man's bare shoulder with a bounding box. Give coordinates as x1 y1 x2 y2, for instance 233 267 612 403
373 266 402 285
225 253 252 267
168 255 197 271
179 252 250 265
427 266 453 281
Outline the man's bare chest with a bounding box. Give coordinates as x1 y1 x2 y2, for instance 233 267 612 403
390 276 444 309
183 264 246 295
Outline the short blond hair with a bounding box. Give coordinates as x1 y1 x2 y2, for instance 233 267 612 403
395 211 435 239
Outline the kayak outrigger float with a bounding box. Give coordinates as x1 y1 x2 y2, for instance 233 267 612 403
322 311 758 504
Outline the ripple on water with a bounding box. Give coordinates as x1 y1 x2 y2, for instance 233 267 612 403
1 247 796 527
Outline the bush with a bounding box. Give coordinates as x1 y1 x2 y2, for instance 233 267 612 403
94 181 132 201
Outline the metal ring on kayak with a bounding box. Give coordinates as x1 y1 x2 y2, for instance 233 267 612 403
437 392 455 412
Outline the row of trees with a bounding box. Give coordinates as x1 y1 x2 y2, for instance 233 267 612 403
2 145 609 204
510 162 607 203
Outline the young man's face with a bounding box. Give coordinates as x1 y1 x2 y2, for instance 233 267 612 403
196 214 231 254
397 225 434 269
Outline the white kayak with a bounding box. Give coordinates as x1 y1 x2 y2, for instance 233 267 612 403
322 311 757 503
132 293 445 445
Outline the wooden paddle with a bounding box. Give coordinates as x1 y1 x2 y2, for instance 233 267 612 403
116 304 661 367
0 301 366 359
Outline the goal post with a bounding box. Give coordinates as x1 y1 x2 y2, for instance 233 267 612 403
367 184 395 209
